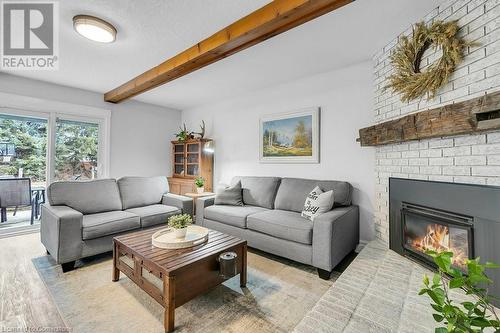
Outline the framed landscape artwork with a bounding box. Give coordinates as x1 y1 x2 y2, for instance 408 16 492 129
259 108 320 163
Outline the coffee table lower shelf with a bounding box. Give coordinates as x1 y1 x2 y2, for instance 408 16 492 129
112 227 247 332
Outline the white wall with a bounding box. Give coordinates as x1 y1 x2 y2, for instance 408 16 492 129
0 73 181 178
182 62 375 242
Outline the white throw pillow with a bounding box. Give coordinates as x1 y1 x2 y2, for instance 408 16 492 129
301 186 334 221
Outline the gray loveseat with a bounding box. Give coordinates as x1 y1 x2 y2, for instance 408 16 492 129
196 176 359 279
41 176 192 272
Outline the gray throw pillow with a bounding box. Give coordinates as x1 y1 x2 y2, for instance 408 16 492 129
215 181 243 206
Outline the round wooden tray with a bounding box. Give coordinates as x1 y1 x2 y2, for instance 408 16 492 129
151 225 209 249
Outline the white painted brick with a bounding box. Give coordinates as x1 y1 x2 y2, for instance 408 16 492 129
443 166 472 175
486 63 500 77
488 155 500 165
392 173 409 178
372 0 500 242
486 0 500 11
393 143 410 152
402 166 420 174
472 143 500 154
402 150 419 158
454 134 487 145
469 75 500 93
420 149 443 158
486 177 500 185
439 86 469 103
488 132 500 143
469 49 500 72
420 166 442 175
409 158 429 166
452 70 485 89
459 3 485 27
455 155 487 165
429 138 454 148
392 159 409 166
453 176 487 184
472 165 500 176
429 175 454 182
386 151 402 159
442 146 471 156
429 157 455 165
409 174 429 181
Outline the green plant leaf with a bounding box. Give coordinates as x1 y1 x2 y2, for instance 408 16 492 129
471 317 491 328
461 302 474 311
433 314 444 322
449 277 465 289
431 303 443 312
428 289 445 306
424 274 430 286
433 273 441 286
485 262 500 269
434 327 447 333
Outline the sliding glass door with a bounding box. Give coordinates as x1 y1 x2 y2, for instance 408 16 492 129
0 113 48 187
54 118 100 181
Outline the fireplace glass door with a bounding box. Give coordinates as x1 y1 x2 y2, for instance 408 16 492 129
402 203 473 270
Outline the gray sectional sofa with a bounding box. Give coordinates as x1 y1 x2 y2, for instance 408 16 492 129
196 176 359 279
41 176 192 272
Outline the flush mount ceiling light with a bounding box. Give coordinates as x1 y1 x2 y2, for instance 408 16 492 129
73 15 117 43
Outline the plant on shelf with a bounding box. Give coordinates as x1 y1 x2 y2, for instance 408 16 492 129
167 214 193 238
174 124 194 141
419 250 500 333
194 176 205 193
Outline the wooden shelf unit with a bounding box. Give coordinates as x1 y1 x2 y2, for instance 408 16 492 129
167 138 213 195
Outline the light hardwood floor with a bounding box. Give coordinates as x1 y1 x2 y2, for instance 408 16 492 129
0 232 66 330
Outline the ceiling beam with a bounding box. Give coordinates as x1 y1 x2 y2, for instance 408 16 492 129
104 0 353 103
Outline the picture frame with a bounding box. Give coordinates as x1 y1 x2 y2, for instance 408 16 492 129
259 107 320 163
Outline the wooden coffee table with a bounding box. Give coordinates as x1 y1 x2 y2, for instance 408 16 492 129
112 227 247 332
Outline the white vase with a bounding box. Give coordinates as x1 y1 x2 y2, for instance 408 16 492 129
173 227 187 239
196 187 205 194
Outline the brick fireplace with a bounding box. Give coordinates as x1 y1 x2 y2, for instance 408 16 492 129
373 0 500 242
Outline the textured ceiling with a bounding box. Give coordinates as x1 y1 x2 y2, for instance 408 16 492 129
4 0 446 110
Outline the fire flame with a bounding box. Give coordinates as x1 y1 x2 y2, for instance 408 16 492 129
410 223 467 268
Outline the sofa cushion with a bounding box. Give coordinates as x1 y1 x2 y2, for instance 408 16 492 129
118 176 169 210
214 181 243 206
247 210 313 245
204 205 268 228
231 176 281 209
126 204 181 228
82 211 140 240
48 179 122 215
274 178 352 213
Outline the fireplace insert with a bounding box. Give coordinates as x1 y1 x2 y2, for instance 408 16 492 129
401 203 473 270
389 177 500 306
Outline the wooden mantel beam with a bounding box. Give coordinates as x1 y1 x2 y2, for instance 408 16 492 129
357 91 500 146
104 0 353 103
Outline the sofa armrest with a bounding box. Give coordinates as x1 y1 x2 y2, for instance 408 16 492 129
162 193 193 215
195 196 215 225
40 204 83 264
312 205 359 272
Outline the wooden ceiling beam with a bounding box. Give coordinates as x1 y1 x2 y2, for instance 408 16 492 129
104 0 353 103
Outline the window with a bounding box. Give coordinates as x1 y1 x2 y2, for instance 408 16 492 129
0 114 48 187
54 118 100 181
0 107 109 184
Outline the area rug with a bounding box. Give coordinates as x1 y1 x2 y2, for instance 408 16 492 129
33 250 339 333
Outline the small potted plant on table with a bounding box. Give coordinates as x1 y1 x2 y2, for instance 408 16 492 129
167 214 193 239
194 176 205 194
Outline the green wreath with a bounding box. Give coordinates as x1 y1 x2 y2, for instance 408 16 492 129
386 20 471 102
